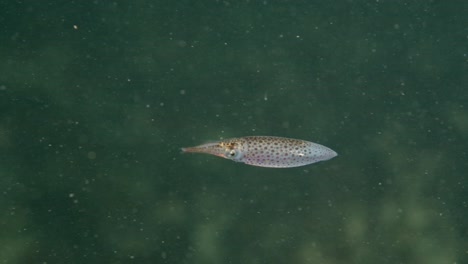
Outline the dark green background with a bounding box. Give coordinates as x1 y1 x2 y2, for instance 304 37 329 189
1 1 467 263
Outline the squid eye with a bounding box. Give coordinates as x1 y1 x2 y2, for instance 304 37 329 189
225 149 239 159
224 148 243 161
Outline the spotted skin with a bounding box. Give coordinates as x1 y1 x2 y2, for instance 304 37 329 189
182 136 337 168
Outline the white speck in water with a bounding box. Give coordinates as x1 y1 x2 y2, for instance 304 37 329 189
87 151 96 159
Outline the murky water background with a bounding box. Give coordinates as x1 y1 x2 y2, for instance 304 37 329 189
1 1 467 263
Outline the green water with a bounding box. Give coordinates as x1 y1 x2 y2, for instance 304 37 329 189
1 1 467 263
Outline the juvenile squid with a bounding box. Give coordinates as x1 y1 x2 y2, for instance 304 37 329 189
182 136 337 168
